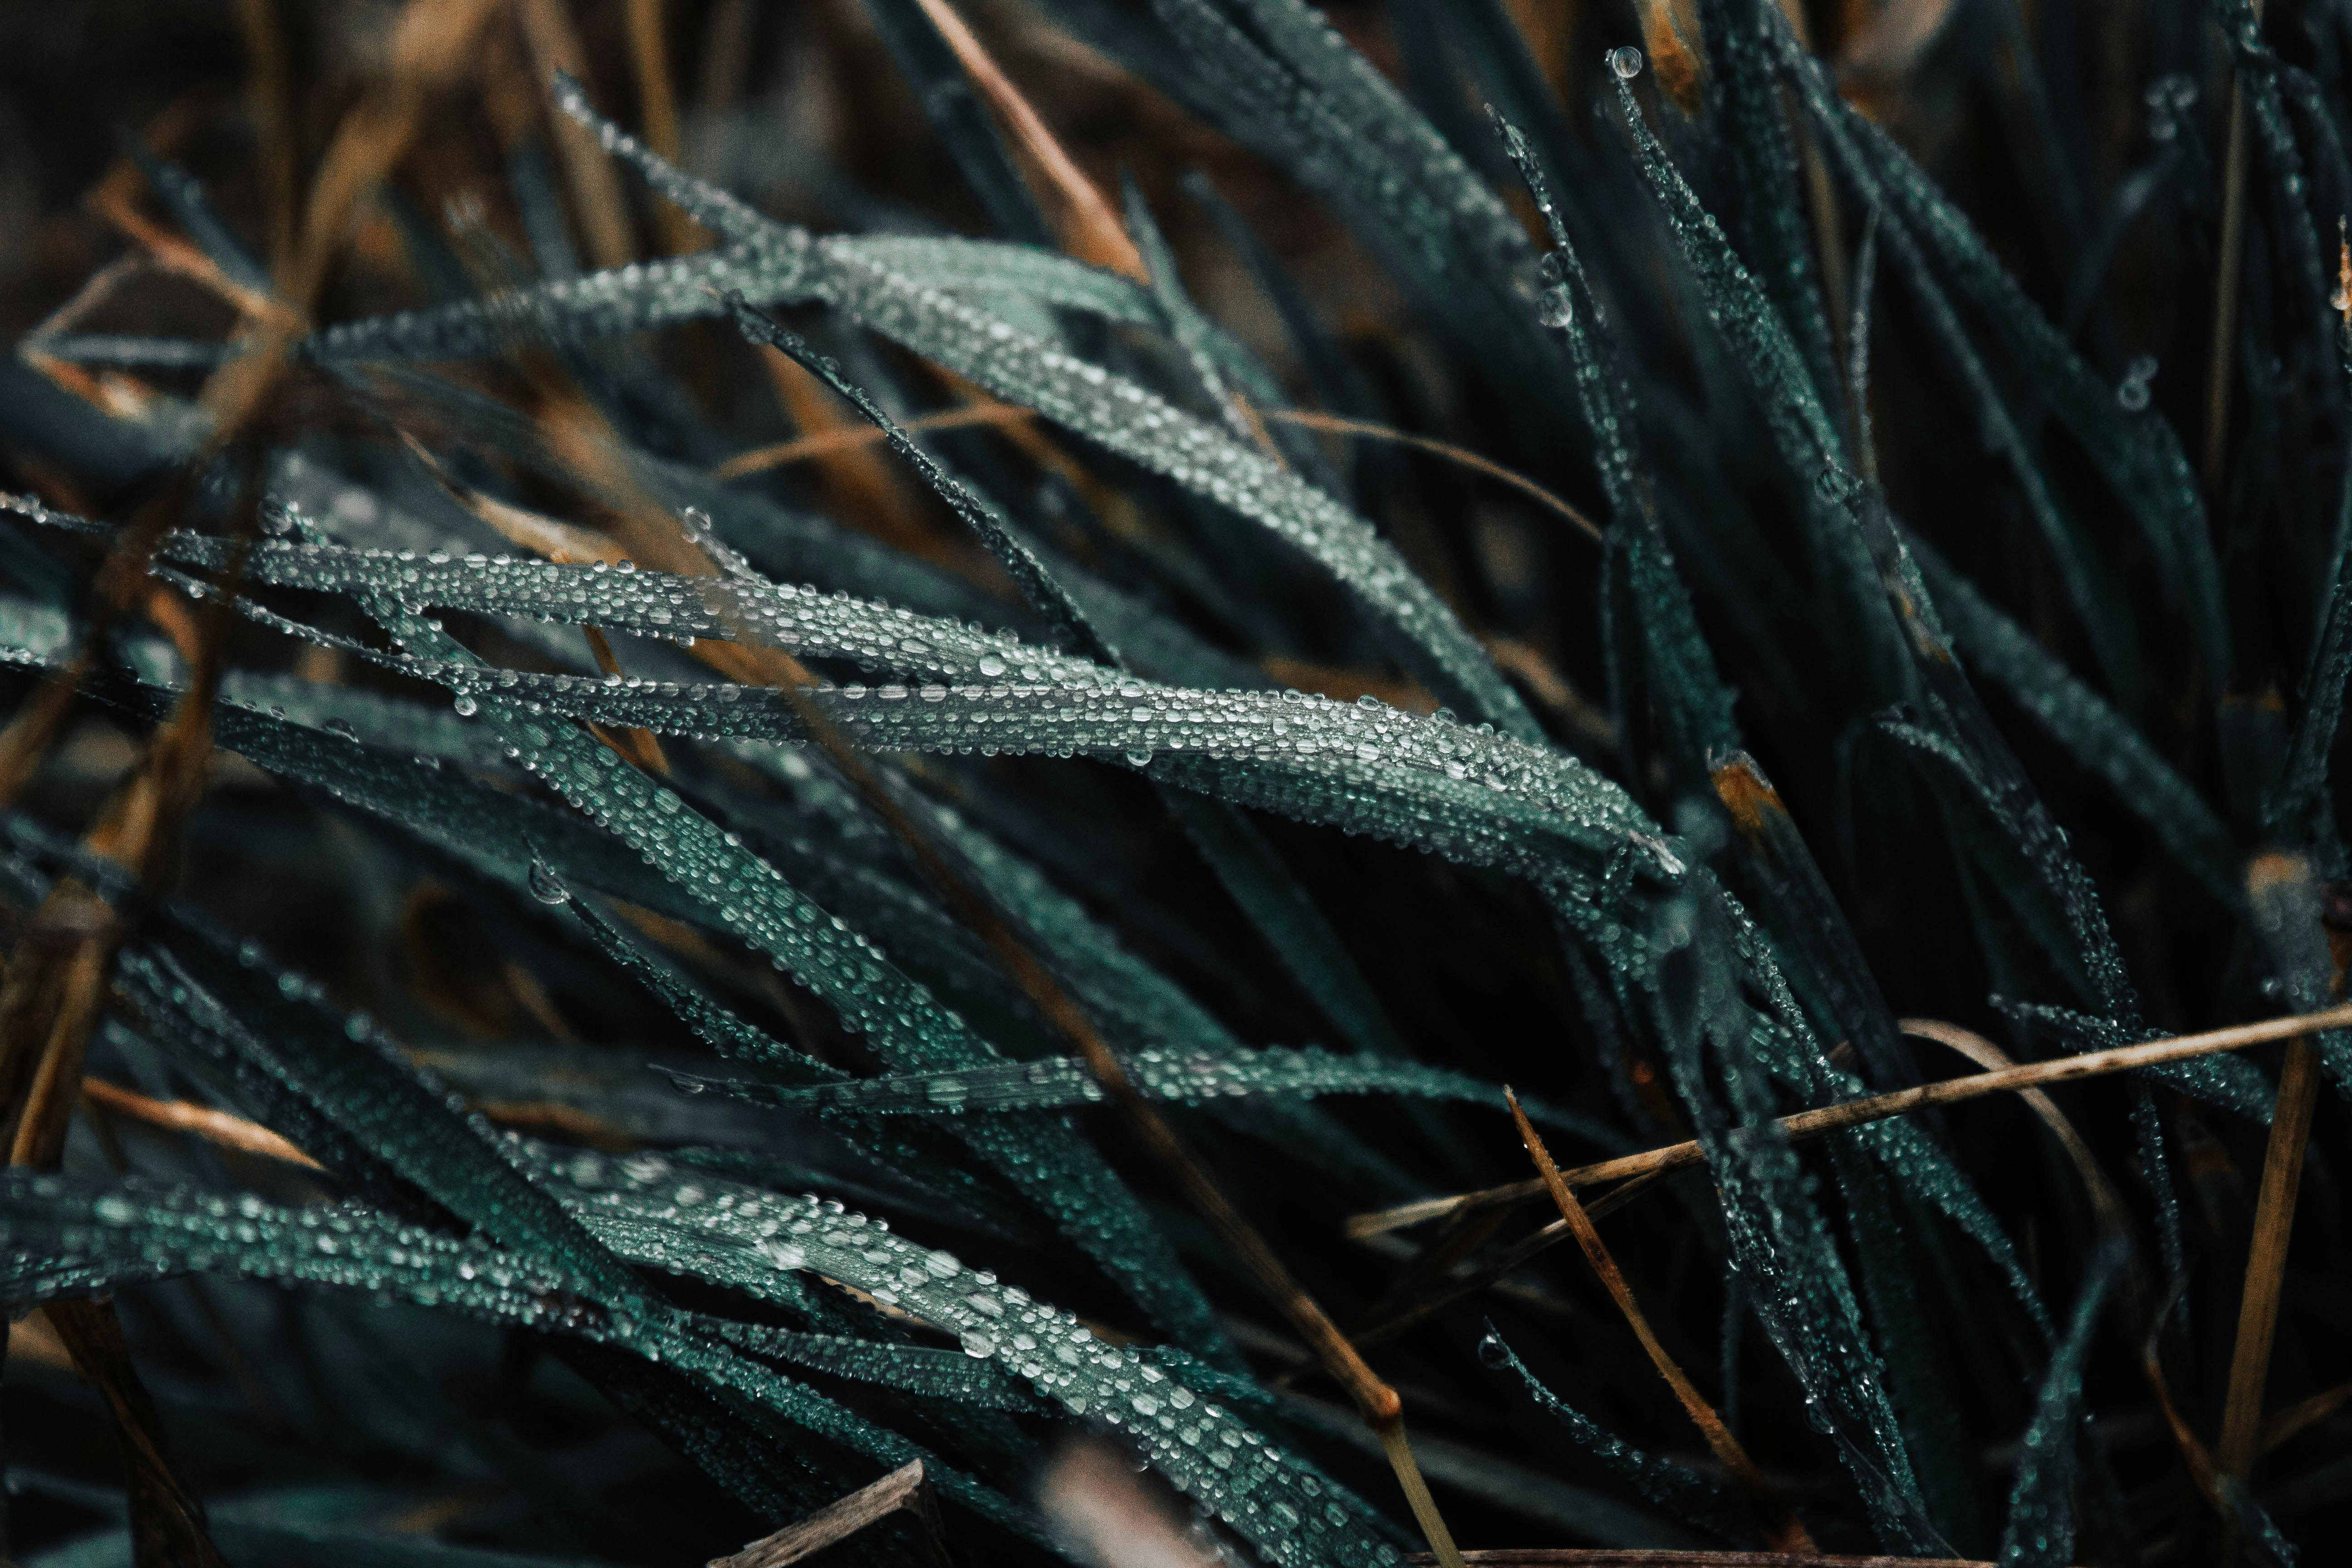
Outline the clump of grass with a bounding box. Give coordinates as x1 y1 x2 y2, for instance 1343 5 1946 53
1 2 2349 1565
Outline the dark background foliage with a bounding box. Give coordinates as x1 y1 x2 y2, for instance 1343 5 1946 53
3 0 2351 1564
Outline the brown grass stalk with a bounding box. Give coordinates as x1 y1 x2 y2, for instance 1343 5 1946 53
513 0 639 269
708 1460 950 1568
78 1078 322 1170
1349 1002 2352 1238
623 0 705 257
907 0 1144 279
2215 1034 2322 1485
1507 1090 1814 1552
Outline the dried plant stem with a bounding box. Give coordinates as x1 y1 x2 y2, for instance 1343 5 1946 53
1507 1091 1814 1553
1262 412 1605 542
578 625 671 773
2259 1377 2352 1455
2142 1300 2220 1504
2216 1035 2322 1491
749 349 931 552
623 0 702 256
1349 1167 1671 1352
2203 0 2264 496
514 0 637 270
909 0 1144 279
233 0 297 278
78 1078 322 1170
714 402 1033 479
41 1298 229 1568
708 1460 949 1568
1895 1017 2129 1235
1351 1003 2352 1236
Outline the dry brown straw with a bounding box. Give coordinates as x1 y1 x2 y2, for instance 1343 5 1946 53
1507 1090 1813 1552
1352 1002 2352 1240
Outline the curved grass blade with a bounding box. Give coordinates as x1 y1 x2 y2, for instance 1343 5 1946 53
1493 113 1738 788
1763 12 2228 675
1998 1246 2121 1568
1909 535 2237 904
1479 1325 1757 1546
2268 432 2352 848
0 1173 1040 1540
1638 879 1942 1553
725 306 1419 1063
297 80 1536 737
365 596 1237 1364
667 1044 1620 1139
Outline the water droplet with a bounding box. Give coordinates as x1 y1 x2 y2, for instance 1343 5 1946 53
322 717 360 742
1477 1331 1509 1368
2111 354 2159 413
1536 286 1573 328
1608 46 1644 80
960 1328 998 1358
528 860 571 905
452 694 478 717
93 1193 138 1225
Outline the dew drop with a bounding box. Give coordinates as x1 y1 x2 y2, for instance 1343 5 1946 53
1608 45 1644 79
527 860 571 905
452 694 478 717
960 1328 999 1359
